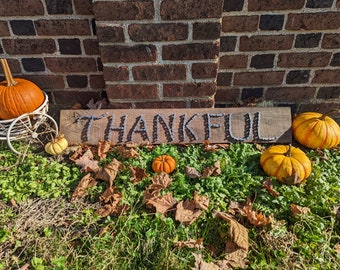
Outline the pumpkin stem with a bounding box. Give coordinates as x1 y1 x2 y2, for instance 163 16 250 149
320 109 340 120
285 144 292 157
1 59 18 86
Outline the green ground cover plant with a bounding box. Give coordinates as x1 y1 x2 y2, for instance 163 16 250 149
0 141 339 269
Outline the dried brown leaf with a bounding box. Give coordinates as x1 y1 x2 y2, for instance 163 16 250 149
244 205 272 226
335 243 340 254
202 160 221 177
203 140 217 152
175 200 203 226
74 149 100 173
333 206 340 219
17 263 30 270
99 186 120 204
194 191 210 210
185 166 201 178
96 158 123 186
283 173 303 185
291 204 311 216
149 172 172 190
218 247 248 269
71 173 97 202
69 102 83 110
262 178 279 197
98 140 112 160
174 238 204 249
129 165 148 184
191 253 220 270
116 145 139 159
213 211 249 252
146 193 178 217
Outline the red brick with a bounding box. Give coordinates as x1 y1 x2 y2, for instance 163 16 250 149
135 101 187 109
1 59 21 73
96 25 125 43
161 0 223 20
217 72 232 86
129 23 188 42
108 102 134 109
0 21 9 36
286 12 340 31
192 62 218 79
163 82 216 97
215 88 240 103
74 0 93 15
265 87 316 101
132 65 186 81
322 34 340 49
162 42 219 61
312 69 340 84
193 22 221 40
2 39 56 54
103 66 129 81
234 71 285 86
190 98 215 108
93 1 154 21
35 20 91 36
278 52 332 68
222 16 258 33
239 35 294 51
100 45 157 63
53 91 102 106
23 75 65 90
106 84 159 100
248 0 305 11
337 0 340 8
0 0 44 16
45 57 98 72
89 75 105 89
83 39 100 55
219 55 248 69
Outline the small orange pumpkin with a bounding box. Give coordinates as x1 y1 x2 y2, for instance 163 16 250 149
0 59 45 120
292 111 340 149
260 145 312 184
152 155 176 174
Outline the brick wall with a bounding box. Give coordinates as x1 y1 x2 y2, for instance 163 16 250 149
0 0 340 115
217 0 340 115
92 0 223 108
0 0 104 108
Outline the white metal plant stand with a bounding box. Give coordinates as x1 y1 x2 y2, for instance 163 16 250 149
0 93 59 155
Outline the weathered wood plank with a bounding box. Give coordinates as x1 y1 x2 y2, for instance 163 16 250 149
59 107 292 145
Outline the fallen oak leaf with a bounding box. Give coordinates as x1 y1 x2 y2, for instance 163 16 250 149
96 158 123 187
213 210 249 252
146 193 178 217
71 173 97 202
116 145 139 159
192 253 220 270
175 200 203 226
262 178 279 197
99 186 120 203
217 244 248 269
148 172 172 190
202 160 221 177
174 238 204 249
194 191 210 210
243 205 272 226
97 140 112 160
74 148 100 173
129 165 148 184
185 166 201 178
97 202 129 218
290 204 311 217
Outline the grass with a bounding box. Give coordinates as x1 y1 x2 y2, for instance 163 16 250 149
0 141 339 269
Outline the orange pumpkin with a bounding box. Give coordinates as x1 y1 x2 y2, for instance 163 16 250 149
292 111 340 149
152 155 176 174
0 59 45 120
260 145 312 184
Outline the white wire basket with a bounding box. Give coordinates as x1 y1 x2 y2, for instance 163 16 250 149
0 93 59 155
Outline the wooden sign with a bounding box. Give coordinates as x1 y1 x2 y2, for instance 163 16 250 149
59 107 292 145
